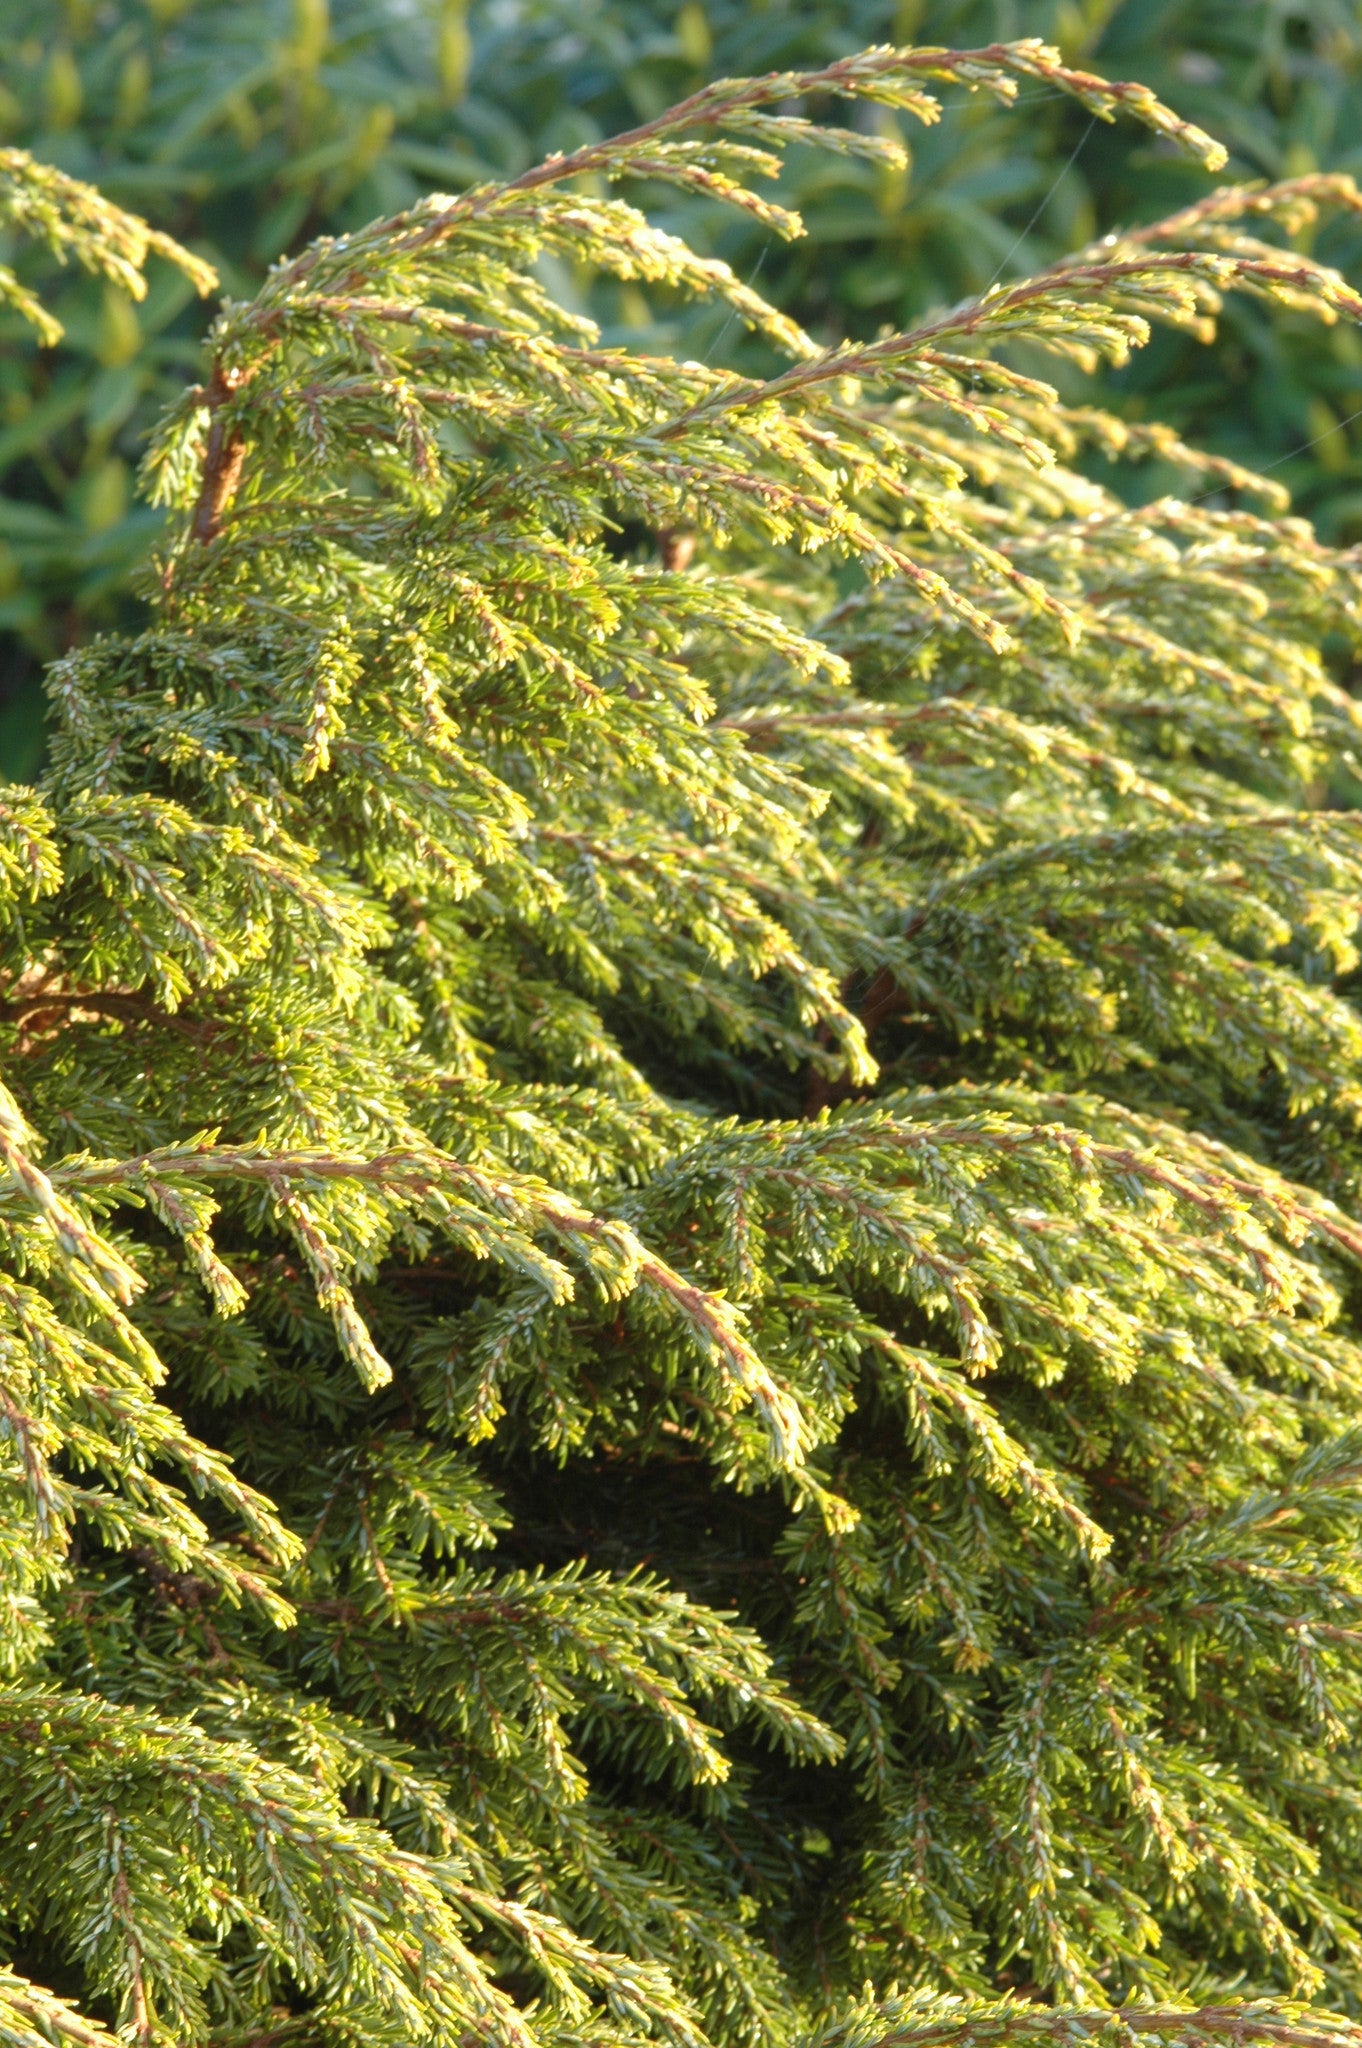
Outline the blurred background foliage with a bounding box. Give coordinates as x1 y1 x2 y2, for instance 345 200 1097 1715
3 0 1362 775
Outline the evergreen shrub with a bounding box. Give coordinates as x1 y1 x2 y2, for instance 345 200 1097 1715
7 37 1362 2048
6 0 1362 784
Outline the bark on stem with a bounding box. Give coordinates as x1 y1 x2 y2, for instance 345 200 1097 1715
191 363 248 543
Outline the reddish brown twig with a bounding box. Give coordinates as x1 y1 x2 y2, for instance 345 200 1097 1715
191 363 249 544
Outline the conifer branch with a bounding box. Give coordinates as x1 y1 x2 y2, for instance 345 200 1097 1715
11 33 1362 2048
830 2001 1362 2048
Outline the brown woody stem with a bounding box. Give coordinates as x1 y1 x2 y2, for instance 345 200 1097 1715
192 363 248 543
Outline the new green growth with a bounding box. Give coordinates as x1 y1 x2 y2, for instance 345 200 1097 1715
3 40 1362 2048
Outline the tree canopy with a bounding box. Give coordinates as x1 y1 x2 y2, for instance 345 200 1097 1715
5 0 1362 779
5 33 1362 2048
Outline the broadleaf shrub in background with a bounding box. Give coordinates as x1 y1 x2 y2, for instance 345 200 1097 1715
3 0 1362 772
9 32 1362 2048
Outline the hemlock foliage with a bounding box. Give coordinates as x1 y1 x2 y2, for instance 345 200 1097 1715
6 0 1362 784
8 37 1362 2048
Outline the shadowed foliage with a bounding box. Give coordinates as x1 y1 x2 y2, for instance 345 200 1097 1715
5 36 1362 2048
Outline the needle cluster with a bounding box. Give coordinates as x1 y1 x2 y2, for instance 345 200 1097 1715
5 42 1362 2048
